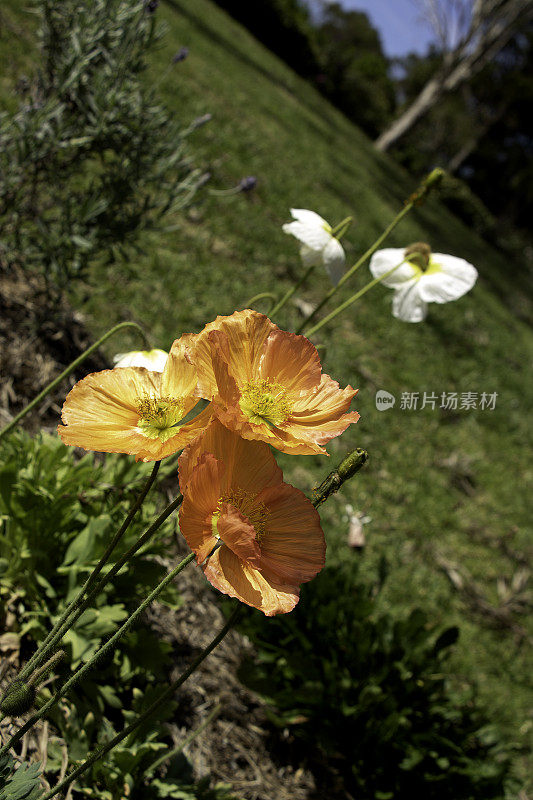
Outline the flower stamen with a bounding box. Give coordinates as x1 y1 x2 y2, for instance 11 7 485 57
239 379 291 428
212 488 270 541
136 395 185 441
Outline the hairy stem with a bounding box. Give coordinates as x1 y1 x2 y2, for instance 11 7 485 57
269 263 315 319
39 607 240 800
0 321 150 440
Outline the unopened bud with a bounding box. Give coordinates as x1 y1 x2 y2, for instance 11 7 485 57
424 167 445 189
173 47 189 63
337 448 368 481
0 679 36 717
313 448 369 507
404 241 431 270
238 176 257 193
408 168 445 206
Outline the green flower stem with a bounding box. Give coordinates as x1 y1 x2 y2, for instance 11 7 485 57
0 321 150 441
245 292 278 312
269 263 315 319
303 261 404 338
38 606 241 800
146 702 222 776
295 168 444 335
19 460 161 682
1 549 195 757
330 216 353 239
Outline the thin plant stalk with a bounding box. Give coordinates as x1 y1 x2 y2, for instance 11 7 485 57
19 461 161 681
146 702 222 776
296 168 444 334
38 607 241 800
245 292 278 312
1 549 194 756
304 262 404 338
330 216 353 239
269 263 315 319
0 321 150 441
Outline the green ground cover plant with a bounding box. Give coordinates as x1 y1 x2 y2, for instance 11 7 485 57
0 430 236 799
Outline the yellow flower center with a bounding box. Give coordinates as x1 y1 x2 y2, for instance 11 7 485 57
404 242 442 277
212 489 269 541
136 395 185 442
239 379 291 428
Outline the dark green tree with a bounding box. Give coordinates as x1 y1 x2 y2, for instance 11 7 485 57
211 0 320 78
314 2 395 137
392 27 533 235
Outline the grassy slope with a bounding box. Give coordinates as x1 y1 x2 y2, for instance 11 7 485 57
2 0 532 788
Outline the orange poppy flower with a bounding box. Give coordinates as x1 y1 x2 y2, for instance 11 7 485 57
178 421 326 615
187 309 359 455
58 337 212 461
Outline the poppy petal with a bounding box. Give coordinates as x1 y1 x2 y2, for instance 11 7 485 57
259 330 322 395
257 483 326 584
203 546 299 616
179 453 224 562
392 283 428 322
369 248 418 287
216 503 262 564
178 420 282 495
418 254 478 303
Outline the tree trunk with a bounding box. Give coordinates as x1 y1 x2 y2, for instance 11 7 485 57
375 1 533 152
374 73 446 152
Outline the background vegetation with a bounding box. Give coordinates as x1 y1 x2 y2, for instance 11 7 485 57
0 0 531 797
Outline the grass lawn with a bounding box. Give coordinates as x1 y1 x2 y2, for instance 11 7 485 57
1 0 532 791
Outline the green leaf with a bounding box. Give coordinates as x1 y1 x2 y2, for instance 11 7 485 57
0 758 43 800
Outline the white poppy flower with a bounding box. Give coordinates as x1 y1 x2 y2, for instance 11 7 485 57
113 348 168 371
369 245 478 323
283 208 346 286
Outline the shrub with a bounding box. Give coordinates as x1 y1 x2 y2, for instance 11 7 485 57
237 563 511 799
0 430 234 799
0 0 203 294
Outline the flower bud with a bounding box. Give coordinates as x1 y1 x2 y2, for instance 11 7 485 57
337 448 368 481
238 176 257 193
404 242 431 270
173 47 189 63
424 167 445 189
0 679 36 717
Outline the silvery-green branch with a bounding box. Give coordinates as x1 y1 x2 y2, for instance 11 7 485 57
0 0 206 294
